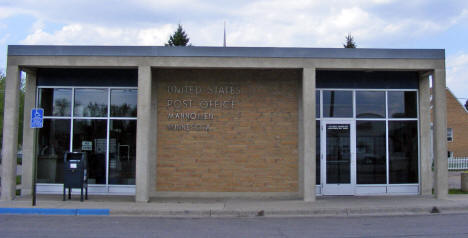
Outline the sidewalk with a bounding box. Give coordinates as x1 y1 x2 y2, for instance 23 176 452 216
2 194 468 217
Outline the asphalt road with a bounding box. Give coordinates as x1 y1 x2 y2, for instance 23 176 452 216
1 213 468 238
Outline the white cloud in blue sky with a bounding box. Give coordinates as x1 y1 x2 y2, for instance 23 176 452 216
1 0 468 100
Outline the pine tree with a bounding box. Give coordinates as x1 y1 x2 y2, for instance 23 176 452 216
166 24 191 46
343 33 357 48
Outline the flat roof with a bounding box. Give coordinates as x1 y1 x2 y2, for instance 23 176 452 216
8 45 445 59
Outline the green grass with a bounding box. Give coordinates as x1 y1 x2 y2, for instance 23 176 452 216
449 189 468 194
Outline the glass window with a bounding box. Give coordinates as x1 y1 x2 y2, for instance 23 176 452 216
356 91 386 118
356 121 386 184
323 90 353 118
39 88 72 116
111 89 137 117
326 124 351 184
388 91 417 118
74 89 108 117
109 120 136 185
316 120 320 185
447 128 453 142
37 119 70 183
389 121 418 184
316 91 320 118
73 119 107 184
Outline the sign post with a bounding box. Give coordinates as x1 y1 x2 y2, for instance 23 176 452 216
30 108 44 206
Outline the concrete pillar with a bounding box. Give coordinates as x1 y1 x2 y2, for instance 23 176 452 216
149 69 158 195
21 71 37 195
135 66 152 202
303 68 316 202
1 65 21 201
419 73 432 195
432 68 448 199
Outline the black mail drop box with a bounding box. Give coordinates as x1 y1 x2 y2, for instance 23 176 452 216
63 152 88 201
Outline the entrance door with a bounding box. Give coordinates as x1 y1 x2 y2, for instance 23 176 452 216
321 120 356 195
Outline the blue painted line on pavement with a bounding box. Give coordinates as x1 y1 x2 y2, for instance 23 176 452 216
76 209 110 216
0 208 110 216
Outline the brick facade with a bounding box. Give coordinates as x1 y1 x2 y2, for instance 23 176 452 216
155 69 300 192
445 89 468 157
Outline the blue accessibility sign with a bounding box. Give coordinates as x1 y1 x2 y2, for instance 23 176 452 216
31 108 44 128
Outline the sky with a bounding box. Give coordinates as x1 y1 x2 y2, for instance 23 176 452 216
1 0 468 102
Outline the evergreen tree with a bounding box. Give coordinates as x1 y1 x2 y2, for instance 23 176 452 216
343 33 357 48
166 24 191 46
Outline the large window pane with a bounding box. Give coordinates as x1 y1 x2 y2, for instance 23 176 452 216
74 89 108 117
388 91 417 118
356 91 386 118
111 89 137 117
316 120 320 185
73 119 107 184
39 88 72 116
37 119 70 183
389 121 418 183
323 90 353 118
316 90 320 118
109 120 136 185
357 121 386 184
326 124 351 184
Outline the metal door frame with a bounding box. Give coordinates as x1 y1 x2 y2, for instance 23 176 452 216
321 119 356 195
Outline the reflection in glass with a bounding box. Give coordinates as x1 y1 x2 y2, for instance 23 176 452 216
39 88 72 116
388 91 417 118
389 121 418 183
326 124 351 184
74 89 108 117
73 119 107 184
316 120 320 185
357 121 386 184
316 90 320 118
111 89 137 117
37 119 70 183
109 120 136 185
323 91 353 118
356 91 386 118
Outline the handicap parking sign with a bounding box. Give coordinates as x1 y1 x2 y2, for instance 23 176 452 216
31 108 44 128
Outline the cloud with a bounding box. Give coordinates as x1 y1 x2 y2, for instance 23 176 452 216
447 53 468 100
5 0 467 48
21 22 174 46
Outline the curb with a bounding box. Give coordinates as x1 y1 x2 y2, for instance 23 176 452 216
108 206 468 218
0 208 110 216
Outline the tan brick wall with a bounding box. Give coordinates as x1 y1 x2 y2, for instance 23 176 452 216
446 89 468 157
155 68 300 192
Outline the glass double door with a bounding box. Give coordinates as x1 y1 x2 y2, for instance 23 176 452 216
321 120 356 195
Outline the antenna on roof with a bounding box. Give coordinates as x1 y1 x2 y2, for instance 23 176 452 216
223 21 226 47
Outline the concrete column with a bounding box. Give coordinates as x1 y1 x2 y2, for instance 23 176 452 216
135 66 152 202
21 71 37 195
418 73 432 195
432 68 448 199
149 69 158 195
303 68 316 202
1 65 21 201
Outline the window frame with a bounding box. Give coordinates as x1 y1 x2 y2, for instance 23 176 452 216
316 88 419 188
36 86 138 189
447 128 453 142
